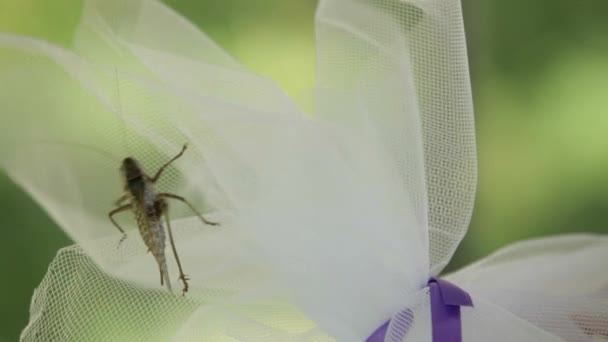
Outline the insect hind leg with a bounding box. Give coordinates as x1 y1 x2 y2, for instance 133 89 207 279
161 199 190 295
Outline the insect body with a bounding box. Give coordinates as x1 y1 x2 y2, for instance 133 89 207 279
108 144 218 294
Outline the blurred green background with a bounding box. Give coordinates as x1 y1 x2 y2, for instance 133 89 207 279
0 0 607 340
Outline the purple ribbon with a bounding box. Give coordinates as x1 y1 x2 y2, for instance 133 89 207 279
366 278 473 342
366 321 390 342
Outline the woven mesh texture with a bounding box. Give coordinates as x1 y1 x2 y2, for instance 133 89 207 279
0 0 606 341
315 0 476 276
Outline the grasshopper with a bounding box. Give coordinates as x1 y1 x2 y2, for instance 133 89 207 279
108 144 218 295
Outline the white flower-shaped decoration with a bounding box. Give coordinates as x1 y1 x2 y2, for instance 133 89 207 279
0 0 606 341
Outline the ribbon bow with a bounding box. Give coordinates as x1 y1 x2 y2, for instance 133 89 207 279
367 278 473 342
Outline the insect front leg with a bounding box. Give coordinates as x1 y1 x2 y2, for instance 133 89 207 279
114 194 129 207
158 199 190 295
157 192 219 226
108 204 131 248
149 144 188 183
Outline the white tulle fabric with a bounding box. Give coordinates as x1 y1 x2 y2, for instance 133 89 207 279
0 0 605 341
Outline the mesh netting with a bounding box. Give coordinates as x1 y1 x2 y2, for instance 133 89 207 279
0 0 606 341
448 234 608 342
21 242 329 342
315 0 476 276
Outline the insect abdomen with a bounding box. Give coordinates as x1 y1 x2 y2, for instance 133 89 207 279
131 192 171 288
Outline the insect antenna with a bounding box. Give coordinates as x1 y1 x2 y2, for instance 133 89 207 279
113 66 133 159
